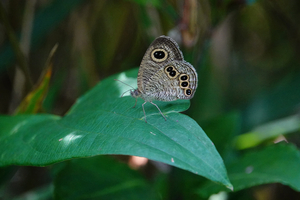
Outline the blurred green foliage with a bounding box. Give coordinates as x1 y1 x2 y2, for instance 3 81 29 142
0 0 300 199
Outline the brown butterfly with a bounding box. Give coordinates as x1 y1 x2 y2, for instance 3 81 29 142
130 36 198 122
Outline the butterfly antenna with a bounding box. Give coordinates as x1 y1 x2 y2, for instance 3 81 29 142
121 89 132 97
114 79 135 90
114 79 136 97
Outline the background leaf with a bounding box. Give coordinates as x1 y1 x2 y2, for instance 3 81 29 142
197 143 300 198
0 0 84 72
53 156 159 200
235 114 300 150
14 44 57 114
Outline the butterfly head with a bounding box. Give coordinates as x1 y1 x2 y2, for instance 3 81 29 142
130 89 141 98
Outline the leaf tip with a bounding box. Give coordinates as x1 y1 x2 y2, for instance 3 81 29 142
226 184 234 191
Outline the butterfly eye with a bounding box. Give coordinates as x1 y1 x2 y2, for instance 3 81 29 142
164 65 179 79
151 49 168 62
179 74 189 81
154 51 165 59
166 66 173 72
181 82 189 87
169 71 177 77
180 75 188 80
185 89 192 96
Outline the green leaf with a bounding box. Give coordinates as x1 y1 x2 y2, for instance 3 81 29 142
53 156 159 200
235 115 300 150
0 69 232 188
197 143 300 198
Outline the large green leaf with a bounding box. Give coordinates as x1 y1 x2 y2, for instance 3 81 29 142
197 143 300 198
53 156 159 200
0 69 232 188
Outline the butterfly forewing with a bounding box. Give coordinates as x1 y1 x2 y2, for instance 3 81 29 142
137 36 184 92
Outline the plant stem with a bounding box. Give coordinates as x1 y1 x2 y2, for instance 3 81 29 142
0 1 33 89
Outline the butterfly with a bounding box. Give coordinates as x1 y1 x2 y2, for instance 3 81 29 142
125 36 198 123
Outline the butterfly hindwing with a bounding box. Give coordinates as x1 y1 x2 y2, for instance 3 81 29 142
142 60 197 101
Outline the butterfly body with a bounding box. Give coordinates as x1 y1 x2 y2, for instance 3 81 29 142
131 36 198 122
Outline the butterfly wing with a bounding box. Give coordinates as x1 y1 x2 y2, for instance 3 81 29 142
137 36 184 92
141 60 198 102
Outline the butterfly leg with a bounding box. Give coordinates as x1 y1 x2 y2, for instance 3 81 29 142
132 97 137 108
150 102 167 121
142 101 147 123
